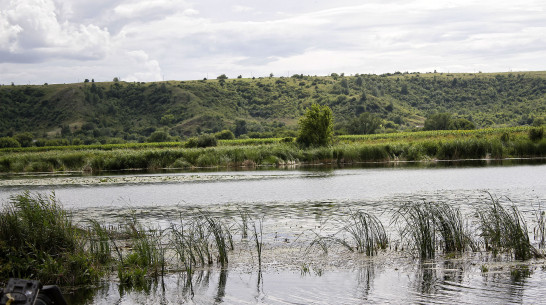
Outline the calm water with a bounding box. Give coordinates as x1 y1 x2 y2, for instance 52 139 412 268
1 161 545 304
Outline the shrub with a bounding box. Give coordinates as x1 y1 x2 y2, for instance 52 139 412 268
214 130 235 140
184 134 217 148
0 137 20 148
529 127 544 142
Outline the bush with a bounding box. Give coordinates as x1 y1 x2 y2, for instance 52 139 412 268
184 134 218 148
0 137 20 148
215 129 235 140
147 131 171 143
529 127 544 142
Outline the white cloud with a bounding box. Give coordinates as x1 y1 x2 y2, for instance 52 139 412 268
123 50 162 82
0 0 111 62
1 0 545 84
113 0 187 19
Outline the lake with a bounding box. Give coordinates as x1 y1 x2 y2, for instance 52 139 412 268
1 160 545 304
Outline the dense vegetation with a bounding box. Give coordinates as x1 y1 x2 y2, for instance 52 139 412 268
0 71 545 147
0 126 543 173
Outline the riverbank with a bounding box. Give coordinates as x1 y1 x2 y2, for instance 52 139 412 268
0 126 544 173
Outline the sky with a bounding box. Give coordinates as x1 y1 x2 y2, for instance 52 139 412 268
0 0 545 85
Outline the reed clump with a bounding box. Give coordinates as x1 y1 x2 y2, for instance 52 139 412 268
0 192 102 285
477 195 541 260
393 202 474 260
340 211 388 256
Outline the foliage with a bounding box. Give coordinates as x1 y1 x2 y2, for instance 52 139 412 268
0 192 102 285
147 130 172 143
0 137 20 148
214 129 235 140
424 113 452 130
347 112 382 134
184 134 218 148
529 127 544 142
1 72 543 146
296 104 333 147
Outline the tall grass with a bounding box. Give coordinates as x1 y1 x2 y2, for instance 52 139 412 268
477 195 541 260
393 202 474 260
0 192 102 285
1 126 544 173
339 211 388 256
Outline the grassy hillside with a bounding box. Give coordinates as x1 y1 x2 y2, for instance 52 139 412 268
0 71 545 145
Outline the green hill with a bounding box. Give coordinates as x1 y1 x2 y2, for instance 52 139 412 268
1 71 545 145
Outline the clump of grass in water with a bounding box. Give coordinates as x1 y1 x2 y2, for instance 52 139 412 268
533 204 546 249
87 219 112 264
393 201 474 260
117 215 167 287
393 202 437 260
477 195 541 260
0 191 102 285
340 210 388 256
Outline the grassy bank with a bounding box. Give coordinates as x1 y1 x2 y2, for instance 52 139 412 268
0 127 544 173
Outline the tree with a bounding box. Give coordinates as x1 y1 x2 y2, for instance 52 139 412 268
448 118 475 130
424 113 452 130
234 119 247 137
14 132 33 147
348 112 382 134
0 137 21 148
214 129 235 140
147 130 171 142
296 104 333 147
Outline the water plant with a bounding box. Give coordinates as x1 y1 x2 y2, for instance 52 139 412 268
477 195 541 260
0 192 102 285
339 210 388 256
393 201 474 260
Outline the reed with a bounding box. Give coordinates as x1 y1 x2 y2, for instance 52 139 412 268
393 202 437 260
252 219 264 269
0 192 101 285
393 202 475 259
477 195 541 260
340 210 388 256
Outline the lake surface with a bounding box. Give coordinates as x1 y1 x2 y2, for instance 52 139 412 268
1 161 545 304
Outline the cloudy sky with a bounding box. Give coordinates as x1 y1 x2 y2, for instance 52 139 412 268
1 0 545 84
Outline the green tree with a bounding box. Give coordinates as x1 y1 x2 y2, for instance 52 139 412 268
14 132 33 147
296 104 333 147
0 137 21 148
214 129 235 140
424 113 452 130
147 130 171 142
234 119 247 137
447 118 475 130
348 112 382 134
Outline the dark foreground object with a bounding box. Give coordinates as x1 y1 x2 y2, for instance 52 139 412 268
0 278 67 305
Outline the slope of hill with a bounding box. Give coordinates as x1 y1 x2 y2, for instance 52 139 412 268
1 71 545 144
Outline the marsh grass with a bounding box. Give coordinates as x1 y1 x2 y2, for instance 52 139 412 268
1 127 544 174
477 195 541 260
252 219 264 270
340 211 388 256
0 192 102 285
393 202 474 260
117 215 167 287
307 211 387 257
534 209 546 249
